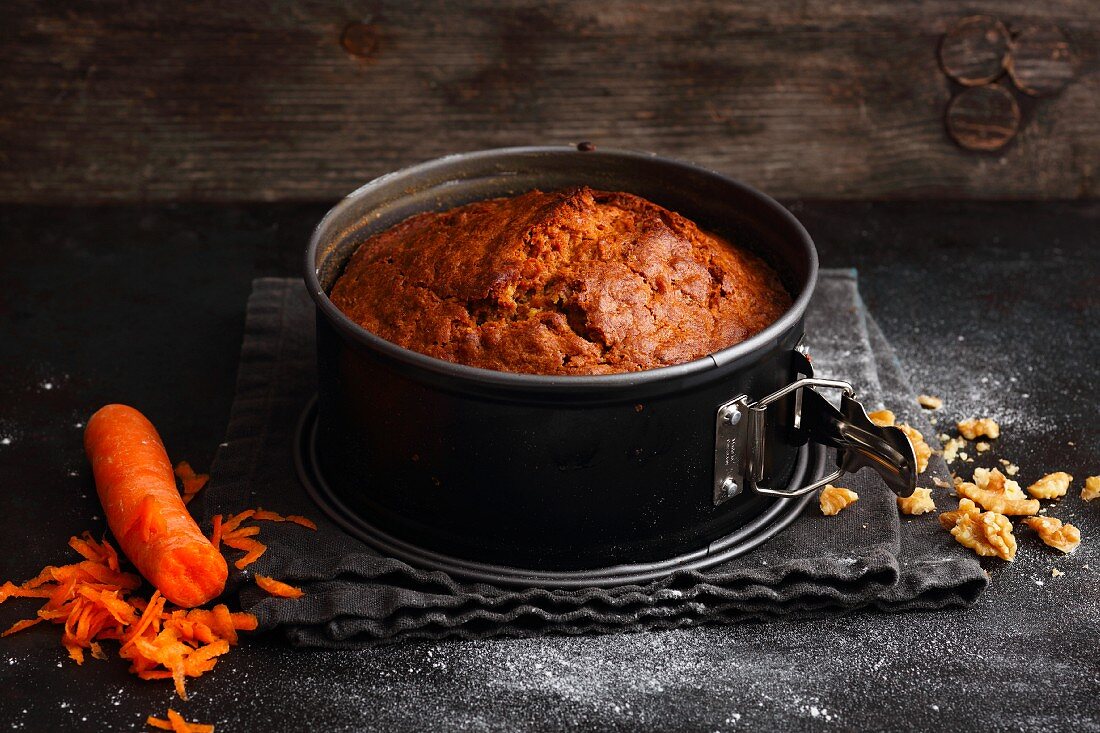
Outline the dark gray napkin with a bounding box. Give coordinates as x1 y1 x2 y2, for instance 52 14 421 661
192 270 986 647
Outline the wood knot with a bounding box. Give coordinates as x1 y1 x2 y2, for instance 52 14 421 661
937 16 1076 151
1007 24 1076 97
341 21 380 59
939 15 1010 86
945 84 1020 152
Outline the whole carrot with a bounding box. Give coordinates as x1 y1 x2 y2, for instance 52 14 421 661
84 405 227 608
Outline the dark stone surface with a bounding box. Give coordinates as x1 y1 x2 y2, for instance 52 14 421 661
0 201 1097 731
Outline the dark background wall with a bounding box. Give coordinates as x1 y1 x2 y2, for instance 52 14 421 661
1 0 1097 203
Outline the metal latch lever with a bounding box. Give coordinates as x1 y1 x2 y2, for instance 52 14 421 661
713 378 918 504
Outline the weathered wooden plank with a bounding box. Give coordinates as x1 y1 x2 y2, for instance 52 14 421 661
0 1 1097 202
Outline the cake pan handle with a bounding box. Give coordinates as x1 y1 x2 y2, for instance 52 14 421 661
748 380 918 499
714 377 918 504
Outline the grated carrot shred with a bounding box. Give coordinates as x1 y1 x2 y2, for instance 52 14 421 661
209 515 222 551
121 591 165 650
1 536 258 703
22 565 61 590
222 525 260 540
251 508 287 522
148 708 215 733
2 617 43 636
174 462 210 505
220 510 255 534
285 515 317 530
213 508 314 571
231 611 258 631
233 542 267 571
0 505 315 714
209 604 237 645
220 536 256 553
0 581 53 601
254 575 304 599
65 642 85 664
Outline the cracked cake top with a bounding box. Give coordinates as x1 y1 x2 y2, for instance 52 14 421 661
328 187 791 375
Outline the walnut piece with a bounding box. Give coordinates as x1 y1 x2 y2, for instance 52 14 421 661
1083 476 1100 502
999 459 1020 476
917 394 943 410
942 437 966 463
956 468 1039 515
1027 471 1073 500
1024 516 1081 554
939 497 980 529
956 482 1039 516
975 441 991 453
974 467 1026 498
898 423 931 474
868 409 895 427
957 417 1000 440
941 499 1016 561
897 488 936 515
820 485 859 516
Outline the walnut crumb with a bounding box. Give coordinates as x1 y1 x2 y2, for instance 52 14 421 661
1081 476 1100 502
975 441 991 453
1024 516 1081 554
957 417 1000 440
820 485 859 516
999 459 1020 476
933 477 953 489
1051 568 1064 578
940 498 1016 561
917 394 943 410
955 468 1039 516
942 437 966 463
898 423 931 474
867 409 895 427
1027 472 1073 500
897 488 935 515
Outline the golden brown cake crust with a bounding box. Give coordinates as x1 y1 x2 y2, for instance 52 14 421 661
328 187 791 375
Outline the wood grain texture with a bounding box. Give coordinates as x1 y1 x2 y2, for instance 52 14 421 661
0 1 1098 203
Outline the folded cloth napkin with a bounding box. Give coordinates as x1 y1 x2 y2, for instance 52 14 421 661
192 270 986 647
